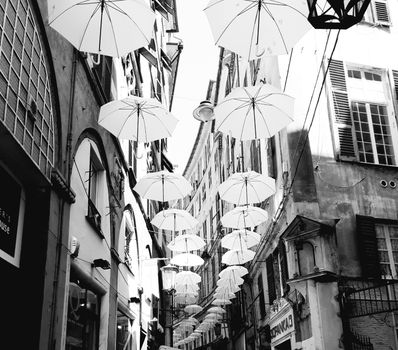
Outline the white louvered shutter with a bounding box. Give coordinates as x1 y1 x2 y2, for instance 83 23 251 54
391 70 398 109
327 59 357 161
374 0 390 25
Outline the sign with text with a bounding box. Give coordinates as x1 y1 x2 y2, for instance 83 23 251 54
0 165 24 267
270 309 294 343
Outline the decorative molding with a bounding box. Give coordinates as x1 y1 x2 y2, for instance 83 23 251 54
51 169 75 203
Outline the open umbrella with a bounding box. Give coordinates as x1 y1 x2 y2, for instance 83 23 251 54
219 265 248 278
221 229 261 250
218 171 275 205
48 0 155 57
99 96 178 143
151 209 199 232
184 304 203 314
208 306 226 314
217 276 244 286
171 253 204 267
222 249 255 265
204 313 223 321
212 299 232 306
216 284 241 294
175 284 200 294
215 84 294 140
167 234 206 252
214 292 236 300
204 0 310 59
175 271 201 285
174 293 198 305
134 170 192 202
221 205 268 229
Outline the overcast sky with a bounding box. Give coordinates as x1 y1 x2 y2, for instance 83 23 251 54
167 0 219 174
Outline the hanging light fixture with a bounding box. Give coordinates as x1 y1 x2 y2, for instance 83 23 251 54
160 264 178 292
193 100 215 122
307 0 371 29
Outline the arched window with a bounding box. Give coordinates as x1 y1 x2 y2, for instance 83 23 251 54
297 241 316 276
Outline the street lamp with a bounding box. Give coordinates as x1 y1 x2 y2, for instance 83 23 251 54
161 264 178 347
193 100 215 123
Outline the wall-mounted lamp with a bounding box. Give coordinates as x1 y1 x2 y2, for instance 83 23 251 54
193 100 215 122
92 258 111 270
129 297 141 304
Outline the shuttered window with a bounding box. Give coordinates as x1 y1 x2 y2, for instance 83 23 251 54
266 256 276 304
375 223 398 278
257 273 266 319
363 0 391 25
327 60 398 165
279 240 289 291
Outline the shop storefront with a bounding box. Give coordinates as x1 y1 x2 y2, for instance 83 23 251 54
269 299 296 350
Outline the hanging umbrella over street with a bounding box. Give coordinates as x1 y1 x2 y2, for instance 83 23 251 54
217 276 244 286
221 205 268 229
151 209 199 232
215 84 294 140
208 306 226 314
175 271 201 285
221 229 261 250
175 284 200 294
203 0 310 60
219 265 248 278
99 96 178 143
222 249 255 265
48 0 155 57
167 234 206 252
174 294 198 305
216 284 241 294
134 170 192 202
212 299 232 306
184 304 203 314
171 253 204 267
214 292 236 300
218 171 275 205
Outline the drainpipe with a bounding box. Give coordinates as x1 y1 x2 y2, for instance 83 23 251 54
48 47 78 349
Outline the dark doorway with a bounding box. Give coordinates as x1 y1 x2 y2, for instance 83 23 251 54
275 339 291 350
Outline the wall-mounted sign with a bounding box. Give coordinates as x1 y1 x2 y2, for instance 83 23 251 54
270 309 294 343
0 165 25 267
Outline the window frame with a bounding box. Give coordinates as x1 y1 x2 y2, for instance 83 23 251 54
375 223 398 279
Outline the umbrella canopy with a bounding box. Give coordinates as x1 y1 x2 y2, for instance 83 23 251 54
151 209 199 232
208 306 226 314
219 265 248 278
217 276 244 287
216 284 241 294
99 96 178 143
221 229 261 250
184 304 203 314
175 271 201 285
167 234 206 252
221 205 268 229
180 317 199 326
222 249 255 265
175 284 200 294
204 0 310 59
214 292 236 300
170 253 204 267
205 313 223 320
134 170 192 202
215 84 294 140
212 299 232 306
218 171 275 205
48 0 155 57
174 294 197 305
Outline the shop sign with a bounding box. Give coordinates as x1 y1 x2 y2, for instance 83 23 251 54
270 310 294 342
0 165 24 267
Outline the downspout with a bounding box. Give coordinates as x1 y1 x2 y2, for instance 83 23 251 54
48 47 78 349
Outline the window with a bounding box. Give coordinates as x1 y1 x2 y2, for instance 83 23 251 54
376 223 398 278
362 0 390 26
297 241 316 275
116 310 133 350
257 273 266 319
328 60 398 166
87 150 103 234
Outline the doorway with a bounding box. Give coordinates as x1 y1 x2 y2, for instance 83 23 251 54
275 339 291 350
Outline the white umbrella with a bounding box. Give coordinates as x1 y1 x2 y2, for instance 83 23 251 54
175 284 200 294
184 304 203 314
151 209 199 232
204 0 310 59
216 284 241 294
180 317 199 326
218 171 275 205
168 234 206 252
221 205 268 229
214 292 236 300
217 276 244 287
222 249 255 265
134 170 192 202
174 294 197 305
219 265 248 278
212 299 232 306
175 271 201 285
205 313 223 320
99 96 178 143
215 84 294 140
221 229 261 250
208 306 226 314
48 0 155 57
171 253 204 267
